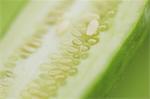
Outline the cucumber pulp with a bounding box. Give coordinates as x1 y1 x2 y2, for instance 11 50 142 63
0 0 148 99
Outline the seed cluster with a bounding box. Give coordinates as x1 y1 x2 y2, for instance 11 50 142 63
3 32 45 68
21 18 100 99
0 32 46 99
20 0 121 98
0 0 121 99
0 72 12 99
2 0 75 67
90 0 120 30
0 2 76 97
6 0 75 65
45 0 74 25
0 70 13 98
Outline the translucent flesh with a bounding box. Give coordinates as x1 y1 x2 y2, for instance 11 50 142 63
0 0 147 99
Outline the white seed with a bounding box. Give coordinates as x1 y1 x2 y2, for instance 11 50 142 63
86 19 99 36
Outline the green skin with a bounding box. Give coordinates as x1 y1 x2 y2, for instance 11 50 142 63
83 1 150 98
0 0 28 38
0 0 149 99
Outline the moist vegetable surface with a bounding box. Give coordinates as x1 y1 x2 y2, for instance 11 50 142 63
0 0 149 99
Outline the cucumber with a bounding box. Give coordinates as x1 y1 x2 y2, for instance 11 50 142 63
0 0 149 99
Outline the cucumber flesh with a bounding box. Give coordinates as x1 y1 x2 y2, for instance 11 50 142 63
0 0 148 99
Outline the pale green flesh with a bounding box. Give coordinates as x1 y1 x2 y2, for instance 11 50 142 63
0 0 147 99
56 1 147 99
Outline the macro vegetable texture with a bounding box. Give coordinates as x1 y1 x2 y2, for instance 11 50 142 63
0 0 149 99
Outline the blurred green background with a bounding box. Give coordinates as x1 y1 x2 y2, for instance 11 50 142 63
0 0 149 99
107 36 149 99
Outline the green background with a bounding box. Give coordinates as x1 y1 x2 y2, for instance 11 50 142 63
107 36 149 99
0 0 149 98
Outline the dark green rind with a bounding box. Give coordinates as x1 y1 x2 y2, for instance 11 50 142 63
0 0 28 39
83 1 150 99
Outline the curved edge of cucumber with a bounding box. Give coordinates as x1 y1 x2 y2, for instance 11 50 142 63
0 0 28 39
83 1 150 99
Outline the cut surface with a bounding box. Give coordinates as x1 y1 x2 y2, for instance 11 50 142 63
0 0 148 99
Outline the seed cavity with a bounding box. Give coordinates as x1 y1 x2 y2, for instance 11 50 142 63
20 18 100 98
1 1 121 99
20 3 120 97
0 27 47 99
18 35 42 59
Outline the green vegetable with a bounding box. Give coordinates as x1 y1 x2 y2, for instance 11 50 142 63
0 0 149 99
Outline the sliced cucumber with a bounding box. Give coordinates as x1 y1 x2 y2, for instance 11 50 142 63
0 0 149 99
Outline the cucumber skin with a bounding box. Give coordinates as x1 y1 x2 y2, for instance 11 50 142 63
83 1 150 99
0 0 28 39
